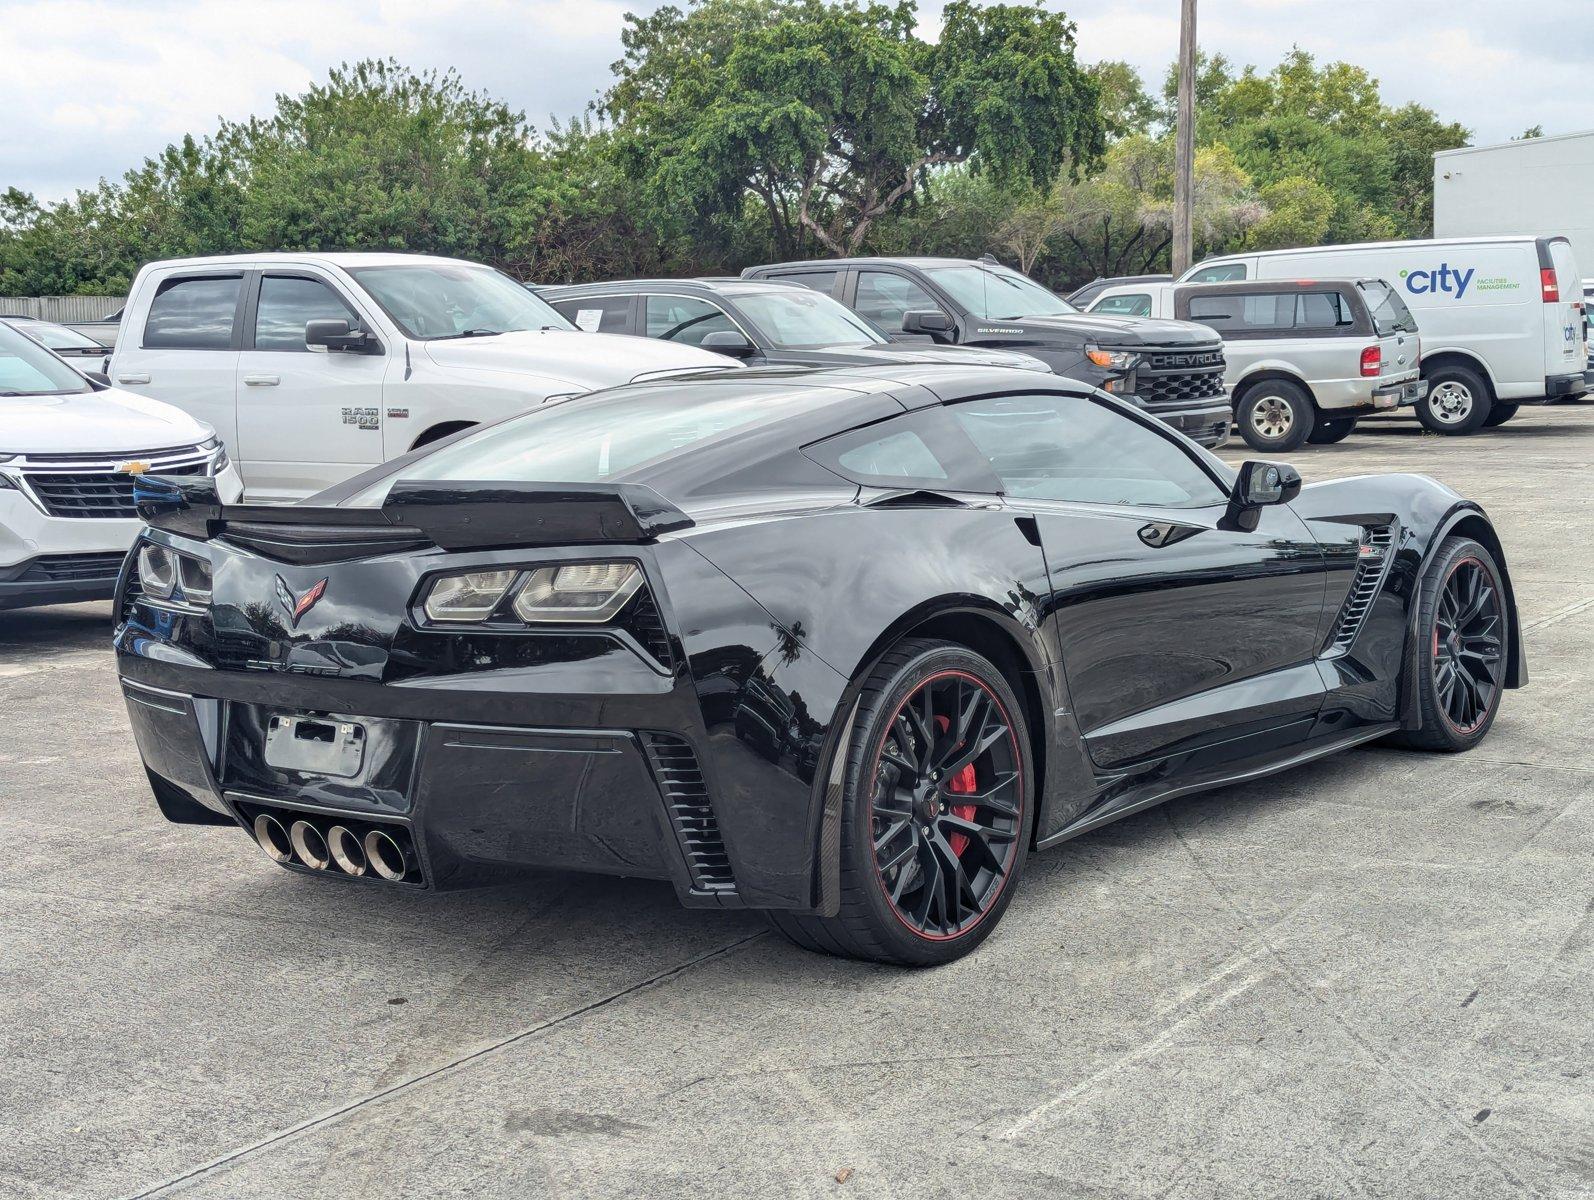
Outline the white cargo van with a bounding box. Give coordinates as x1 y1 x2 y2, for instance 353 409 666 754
108 253 735 502
1179 236 1587 433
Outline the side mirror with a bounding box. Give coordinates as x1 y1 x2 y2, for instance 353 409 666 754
699 329 758 358
1221 460 1301 531
902 309 954 335
306 318 378 354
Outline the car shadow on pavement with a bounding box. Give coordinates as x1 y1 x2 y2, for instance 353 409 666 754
0 601 114 657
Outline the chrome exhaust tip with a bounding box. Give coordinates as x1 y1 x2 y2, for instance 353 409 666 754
289 819 330 870
252 813 293 863
327 825 368 877
364 828 409 882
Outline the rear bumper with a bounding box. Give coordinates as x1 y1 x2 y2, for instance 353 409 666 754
1546 371 1589 398
1370 378 1427 408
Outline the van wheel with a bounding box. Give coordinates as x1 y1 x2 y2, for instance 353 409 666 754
1307 417 1357 444
1236 381 1314 452
1418 366 1493 434
1482 402 1520 428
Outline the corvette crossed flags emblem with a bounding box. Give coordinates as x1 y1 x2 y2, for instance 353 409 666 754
274 575 329 628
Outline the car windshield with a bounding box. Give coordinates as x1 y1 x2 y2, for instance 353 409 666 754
345 387 783 505
923 265 1077 320
347 263 576 340
1359 280 1418 335
0 323 91 396
736 289 886 348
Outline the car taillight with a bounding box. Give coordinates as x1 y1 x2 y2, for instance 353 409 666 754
1541 268 1560 303
1360 345 1381 377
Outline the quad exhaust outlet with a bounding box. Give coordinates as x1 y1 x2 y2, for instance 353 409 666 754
242 804 420 884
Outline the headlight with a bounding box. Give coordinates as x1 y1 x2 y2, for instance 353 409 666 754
138 544 179 598
423 569 518 622
512 562 642 623
198 437 230 473
1085 345 1137 370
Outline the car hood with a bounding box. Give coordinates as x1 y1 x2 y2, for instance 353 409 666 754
1004 313 1220 348
422 329 738 387
774 343 1053 372
1 386 214 455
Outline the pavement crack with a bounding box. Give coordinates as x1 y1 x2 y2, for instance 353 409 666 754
118 930 768 1198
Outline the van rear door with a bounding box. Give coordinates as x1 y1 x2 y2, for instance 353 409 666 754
1543 238 1586 382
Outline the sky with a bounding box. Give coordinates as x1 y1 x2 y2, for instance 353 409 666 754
0 0 1586 203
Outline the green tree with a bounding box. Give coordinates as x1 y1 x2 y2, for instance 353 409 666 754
606 0 1104 256
1085 60 1157 139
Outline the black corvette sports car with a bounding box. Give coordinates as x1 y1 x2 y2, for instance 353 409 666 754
116 365 1524 965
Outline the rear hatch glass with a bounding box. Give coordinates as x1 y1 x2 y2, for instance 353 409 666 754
1358 280 1418 336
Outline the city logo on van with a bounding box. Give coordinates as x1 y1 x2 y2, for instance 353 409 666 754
1398 265 1521 299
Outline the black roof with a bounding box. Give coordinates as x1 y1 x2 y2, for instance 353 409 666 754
541 277 811 299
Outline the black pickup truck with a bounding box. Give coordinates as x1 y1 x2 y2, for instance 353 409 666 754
743 257 1232 447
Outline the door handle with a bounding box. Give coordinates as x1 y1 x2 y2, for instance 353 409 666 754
115 372 150 385
243 374 280 386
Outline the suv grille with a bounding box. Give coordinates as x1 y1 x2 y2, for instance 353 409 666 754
19 449 209 520
1327 525 1396 654
1124 346 1228 412
641 733 734 892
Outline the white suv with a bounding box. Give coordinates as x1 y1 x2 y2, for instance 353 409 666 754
0 323 243 612
108 253 736 502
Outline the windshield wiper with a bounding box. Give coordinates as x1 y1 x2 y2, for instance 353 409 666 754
434 328 506 340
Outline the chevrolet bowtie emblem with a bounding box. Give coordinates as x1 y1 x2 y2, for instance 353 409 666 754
274 575 329 628
117 460 151 475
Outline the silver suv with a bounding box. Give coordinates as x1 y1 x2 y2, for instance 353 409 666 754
1089 278 1426 451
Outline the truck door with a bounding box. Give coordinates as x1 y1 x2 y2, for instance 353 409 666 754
111 271 246 453
233 271 389 502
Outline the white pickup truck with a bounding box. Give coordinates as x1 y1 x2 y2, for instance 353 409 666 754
108 253 736 502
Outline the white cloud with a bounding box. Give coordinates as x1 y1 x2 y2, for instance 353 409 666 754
0 0 1583 202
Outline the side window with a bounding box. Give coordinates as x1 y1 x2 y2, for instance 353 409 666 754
1295 291 1355 330
1187 291 1294 333
854 271 942 333
142 275 242 350
254 275 358 351
805 409 996 491
950 392 1226 509
776 270 839 296
1186 262 1248 284
548 295 631 333
644 295 738 346
1093 293 1153 317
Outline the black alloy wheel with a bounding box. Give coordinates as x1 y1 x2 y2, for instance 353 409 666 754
867 669 1024 940
766 638 1031 965
1392 536 1508 752
1432 556 1505 735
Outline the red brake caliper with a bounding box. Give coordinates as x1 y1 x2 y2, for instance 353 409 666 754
934 715 979 858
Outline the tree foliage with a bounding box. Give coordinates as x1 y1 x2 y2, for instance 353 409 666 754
0 30 1473 297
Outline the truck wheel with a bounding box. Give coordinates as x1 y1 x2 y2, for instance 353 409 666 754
1236 380 1314 452
1418 366 1493 434
1482 402 1520 428
1307 416 1357 444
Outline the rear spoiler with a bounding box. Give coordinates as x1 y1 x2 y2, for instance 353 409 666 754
133 476 694 550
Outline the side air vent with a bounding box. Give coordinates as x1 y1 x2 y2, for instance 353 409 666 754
1327 525 1395 654
641 733 735 892
621 588 673 668
217 520 434 565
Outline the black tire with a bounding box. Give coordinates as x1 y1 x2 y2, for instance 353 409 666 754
1388 537 1508 753
1417 365 1493 434
1236 379 1315 452
1307 416 1357 444
1482 402 1520 428
766 637 1032 966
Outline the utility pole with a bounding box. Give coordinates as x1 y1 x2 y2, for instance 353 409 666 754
1172 0 1197 275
